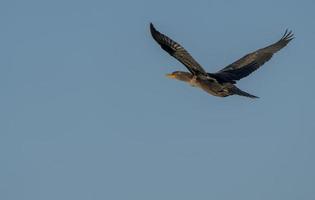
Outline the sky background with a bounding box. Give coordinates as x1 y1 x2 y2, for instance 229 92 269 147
1 0 315 199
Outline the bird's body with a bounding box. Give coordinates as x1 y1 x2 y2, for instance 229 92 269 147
150 23 294 98
167 71 257 98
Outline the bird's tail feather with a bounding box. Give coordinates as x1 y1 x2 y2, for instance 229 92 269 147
230 86 259 99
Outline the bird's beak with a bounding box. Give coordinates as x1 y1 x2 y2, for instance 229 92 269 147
166 73 176 79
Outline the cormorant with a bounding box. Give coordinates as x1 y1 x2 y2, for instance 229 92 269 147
150 23 294 98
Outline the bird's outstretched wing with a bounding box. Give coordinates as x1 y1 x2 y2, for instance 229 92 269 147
214 30 294 82
150 23 207 75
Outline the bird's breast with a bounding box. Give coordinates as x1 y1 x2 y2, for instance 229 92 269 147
189 76 200 87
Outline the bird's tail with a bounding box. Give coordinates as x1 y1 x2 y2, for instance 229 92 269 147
230 86 259 99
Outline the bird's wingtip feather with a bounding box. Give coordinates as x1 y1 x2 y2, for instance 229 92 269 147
150 23 155 29
281 29 294 41
149 23 157 34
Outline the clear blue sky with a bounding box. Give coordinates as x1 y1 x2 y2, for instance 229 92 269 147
1 0 314 199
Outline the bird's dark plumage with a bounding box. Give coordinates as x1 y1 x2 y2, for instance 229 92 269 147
150 23 207 75
150 23 294 98
214 30 294 82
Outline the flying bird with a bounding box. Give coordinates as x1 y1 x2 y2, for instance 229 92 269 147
150 23 294 98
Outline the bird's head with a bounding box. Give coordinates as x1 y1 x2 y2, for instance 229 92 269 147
166 71 193 82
